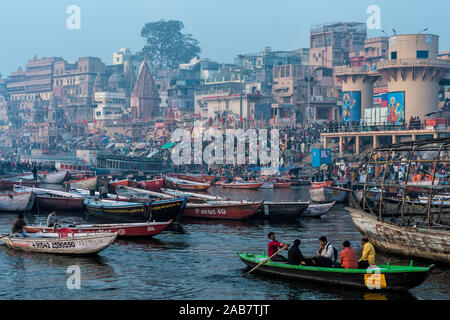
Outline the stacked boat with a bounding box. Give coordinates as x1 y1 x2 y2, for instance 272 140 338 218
163 176 211 191
14 186 85 211
309 181 350 203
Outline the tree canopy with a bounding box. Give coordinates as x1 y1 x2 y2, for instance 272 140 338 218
140 20 201 72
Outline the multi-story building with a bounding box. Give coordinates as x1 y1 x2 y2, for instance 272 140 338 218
93 91 127 121
310 22 367 69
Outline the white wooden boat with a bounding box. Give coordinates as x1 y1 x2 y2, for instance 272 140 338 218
0 192 35 212
37 171 68 184
14 186 85 211
309 186 350 203
302 202 336 217
69 188 126 200
2 232 117 255
64 176 97 190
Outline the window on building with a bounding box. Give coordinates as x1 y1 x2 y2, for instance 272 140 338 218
391 52 397 60
416 50 429 59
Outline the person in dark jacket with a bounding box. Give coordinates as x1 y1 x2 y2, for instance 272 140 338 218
288 239 305 265
12 214 29 237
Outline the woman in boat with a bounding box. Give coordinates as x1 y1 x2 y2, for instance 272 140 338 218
268 232 289 262
339 241 358 269
358 237 376 269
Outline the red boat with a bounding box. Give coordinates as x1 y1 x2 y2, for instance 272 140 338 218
138 178 164 191
164 176 211 191
0 180 39 189
109 179 139 191
183 201 263 220
167 173 206 183
216 181 264 190
24 220 173 238
311 181 334 189
274 181 291 188
202 175 228 183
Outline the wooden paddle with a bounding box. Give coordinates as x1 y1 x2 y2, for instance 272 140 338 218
242 246 288 277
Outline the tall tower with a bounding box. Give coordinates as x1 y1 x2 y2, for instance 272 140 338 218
130 58 160 119
378 34 450 121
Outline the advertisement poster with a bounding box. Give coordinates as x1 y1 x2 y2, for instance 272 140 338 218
387 92 405 125
342 91 361 122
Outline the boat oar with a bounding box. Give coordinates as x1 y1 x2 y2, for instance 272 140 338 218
242 246 288 277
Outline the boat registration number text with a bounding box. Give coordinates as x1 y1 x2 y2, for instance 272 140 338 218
31 242 76 249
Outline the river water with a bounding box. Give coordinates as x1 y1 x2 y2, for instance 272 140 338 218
0 185 448 300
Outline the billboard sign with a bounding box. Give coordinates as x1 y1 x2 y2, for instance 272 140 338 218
342 91 361 122
387 92 405 125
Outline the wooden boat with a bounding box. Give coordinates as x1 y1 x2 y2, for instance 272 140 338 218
203 175 228 183
64 176 97 191
309 186 350 203
260 182 274 189
138 178 164 191
347 207 450 264
311 181 334 189
84 197 186 223
2 232 117 255
216 181 264 190
274 181 291 188
115 185 174 202
24 220 173 238
238 252 434 291
164 176 211 191
161 188 229 202
69 188 127 201
302 202 336 217
254 201 309 220
183 201 263 220
0 192 35 212
167 173 206 183
281 178 311 186
109 179 139 191
14 186 84 211
37 171 68 184
0 180 39 189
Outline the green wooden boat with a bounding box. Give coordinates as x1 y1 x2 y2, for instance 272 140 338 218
238 252 434 291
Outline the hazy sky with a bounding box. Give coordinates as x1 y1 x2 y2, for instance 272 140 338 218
0 0 448 76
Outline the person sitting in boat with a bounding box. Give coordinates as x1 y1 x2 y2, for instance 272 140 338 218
312 236 336 267
268 232 289 262
339 241 358 269
287 239 305 265
99 184 108 200
358 237 376 269
47 210 58 228
12 214 29 238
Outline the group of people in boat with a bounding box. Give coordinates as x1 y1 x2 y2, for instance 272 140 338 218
11 210 60 238
268 232 376 269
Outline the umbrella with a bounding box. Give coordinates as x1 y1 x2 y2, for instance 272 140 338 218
161 142 175 150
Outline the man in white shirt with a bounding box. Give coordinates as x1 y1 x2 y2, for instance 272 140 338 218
312 236 335 267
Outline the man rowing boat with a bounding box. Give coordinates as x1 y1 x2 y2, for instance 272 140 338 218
267 232 289 262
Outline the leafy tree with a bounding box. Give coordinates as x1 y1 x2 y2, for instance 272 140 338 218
140 20 201 72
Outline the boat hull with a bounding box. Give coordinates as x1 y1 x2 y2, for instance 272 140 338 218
138 179 164 191
3 233 117 255
163 178 210 191
309 186 349 203
302 202 336 217
84 198 186 223
37 171 68 184
0 192 35 212
183 202 262 220
36 196 84 211
254 202 309 220
216 182 264 190
64 177 97 191
347 207 450 264
24 221 172 238
238 253 433 291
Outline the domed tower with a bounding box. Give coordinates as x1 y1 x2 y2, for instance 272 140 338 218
378 34 450 121
130 58 160 120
